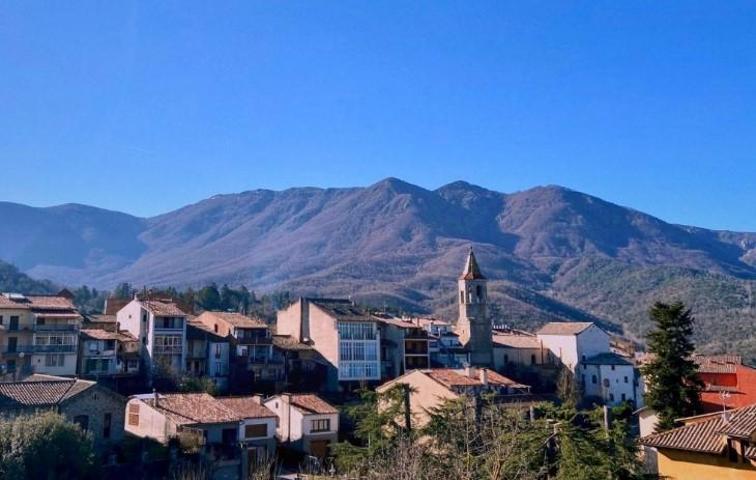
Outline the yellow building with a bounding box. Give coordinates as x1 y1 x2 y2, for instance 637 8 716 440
641 403 756 479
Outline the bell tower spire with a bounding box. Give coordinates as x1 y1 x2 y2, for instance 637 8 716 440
457 247 493 366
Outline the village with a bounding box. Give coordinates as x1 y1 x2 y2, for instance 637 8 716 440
0 249 754 479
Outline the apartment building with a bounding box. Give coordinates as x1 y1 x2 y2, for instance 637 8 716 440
277 298 381 391
78 329 140 377
0 291 82 377
194 311 283 385
185 319 230 390
116 297 188 376
374 315 430 378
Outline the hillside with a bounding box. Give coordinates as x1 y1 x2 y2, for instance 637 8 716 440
1 178 755 361
0 260 56 294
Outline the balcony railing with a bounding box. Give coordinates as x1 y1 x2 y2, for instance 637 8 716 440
154 345 183 355
8 345 77 354
33 324 79 332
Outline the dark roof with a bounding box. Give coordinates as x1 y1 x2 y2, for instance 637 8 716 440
583 352 633 366
0 376 97 409
460 248 485 280
310 299 375 323
536 322 595 336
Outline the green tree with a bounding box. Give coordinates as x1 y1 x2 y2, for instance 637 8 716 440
112 282 134 299
641 301 703 431
0 411 96 480
196 284 222 311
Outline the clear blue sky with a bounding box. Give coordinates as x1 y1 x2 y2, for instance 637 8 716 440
1 2 755 230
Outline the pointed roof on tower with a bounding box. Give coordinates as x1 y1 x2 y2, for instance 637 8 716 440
460 247 486 280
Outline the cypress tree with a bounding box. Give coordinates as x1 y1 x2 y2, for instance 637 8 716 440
641 302 703 431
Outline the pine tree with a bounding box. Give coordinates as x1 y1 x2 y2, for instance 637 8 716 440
641 302 703 431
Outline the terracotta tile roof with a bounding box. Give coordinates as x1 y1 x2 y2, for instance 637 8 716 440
0 377 96 409
186 321 229 342
642 404 756 453
0 293 78 312
583 352 633 366
272 335 313 351
144 393 240 425
287 394 338 415
460 249 486 280
217 396 277 419
536 322 594 336
86 314 117 324
198 311 268 329
492 332 541 349
425 368 526 389
80 329 136 342
717 404 756 438
746 446 756 460
142 300 187 316
694 354 742 374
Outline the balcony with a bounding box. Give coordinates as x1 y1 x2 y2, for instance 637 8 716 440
154 345 183 355
33 324 79 332
8 344 77 354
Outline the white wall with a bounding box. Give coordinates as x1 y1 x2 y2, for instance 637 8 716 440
538 334 579 370
581 363 637 405
301 412 339 437
575 325 611 363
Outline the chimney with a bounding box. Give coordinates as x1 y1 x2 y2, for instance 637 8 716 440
464 365 473 378
479 368 488 386
153 388 158 408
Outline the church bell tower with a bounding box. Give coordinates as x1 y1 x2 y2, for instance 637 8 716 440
457 247 493 366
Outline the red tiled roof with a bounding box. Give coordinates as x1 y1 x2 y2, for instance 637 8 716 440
536 322 594 336
80 329 135 342
642 404 756 453
426 368 526 389
287 394 338 415
694 354 742 374
197 311 267 328
0 293 78 312
272 335 313 351
143 300 187 316
0 377 96 408
492 332 541 349
144 393 240 425
217 396 277 419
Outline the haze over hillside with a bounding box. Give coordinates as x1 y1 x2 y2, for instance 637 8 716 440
2 178 755 360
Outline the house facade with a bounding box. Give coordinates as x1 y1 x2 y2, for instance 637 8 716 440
78 329 140 378
186 320 230 390
695 355 756 413
0 374 126 453
216 396 278 461
263 393 339 458
641 404 756 479
277 298 381 391
116 298 188 377
0 292 82 377
580 352 640 406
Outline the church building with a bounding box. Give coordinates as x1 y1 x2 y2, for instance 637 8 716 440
455 248 493 367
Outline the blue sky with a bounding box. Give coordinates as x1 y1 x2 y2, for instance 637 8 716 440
1 2 755 230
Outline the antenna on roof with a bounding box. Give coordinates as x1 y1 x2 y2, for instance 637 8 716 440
720 391 731 422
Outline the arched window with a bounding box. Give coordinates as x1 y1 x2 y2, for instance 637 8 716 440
531 354 537 365
476 285 482 301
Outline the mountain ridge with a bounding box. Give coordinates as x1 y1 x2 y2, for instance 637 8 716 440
2 178 755 360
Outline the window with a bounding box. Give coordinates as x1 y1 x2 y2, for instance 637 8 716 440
624 376 629 383
6 360 16 373
311 419 330 432
105 340 115 350
103 413 112 439
611 365 615 371
245 424 267 438
7 337 17 353
460 291 464 304
609 393 614 402
581 355 586 362
222 428 237 445
128 403 140 426
45 354 65 367
85 359 98 373
73 415 89 432
503 354 509 364
475 285 482 300
37 318 45 326
591 375 597 384
531 354 536 365
621 393 626 402
727 439 739 462
214 324 218 333
0 315 3 325
88 342 98 353
9 316 19 331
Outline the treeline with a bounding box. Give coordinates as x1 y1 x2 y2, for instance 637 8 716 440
331 387 644 480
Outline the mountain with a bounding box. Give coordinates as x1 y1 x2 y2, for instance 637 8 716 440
2 178 755 361
0 260 56 294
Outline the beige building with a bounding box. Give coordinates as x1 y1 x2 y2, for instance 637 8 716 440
0 292 82 377
373 314 431 378
492 329 554 369
376 367 531 427
126 392 246 478
277 298 381 391
641 404 756 479
263 393 339 458
0 373 126 452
